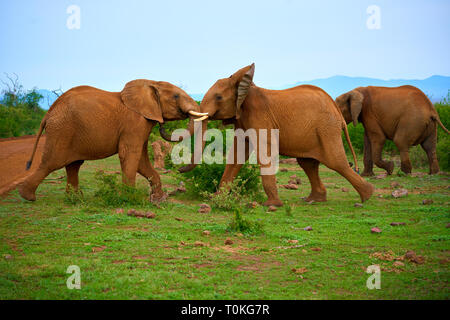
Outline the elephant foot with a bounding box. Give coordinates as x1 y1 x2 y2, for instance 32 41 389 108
66 185 82 195
359 182 375 203
18 183 36 201
150 191 168 204
303 193 327 203
429 167 440 175
263 199 283 207
361 171 375 177
386 162 394 175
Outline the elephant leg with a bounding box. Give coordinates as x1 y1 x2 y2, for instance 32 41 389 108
297 158 326 202
118 143 142 187
18 137 68 201
261 173 283 207
421 134 439 174
18 166 52 201
65 160 84 193
137 141 167 203
320 137 375 203
393 134 412 174
257 134 282 207
218 135 250 190
361 132 375 176
370 133 394 174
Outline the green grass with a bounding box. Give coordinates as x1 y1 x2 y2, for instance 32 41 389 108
0 154 449 300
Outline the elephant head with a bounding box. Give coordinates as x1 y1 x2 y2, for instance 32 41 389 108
335 89 364 126
121 79 207 142
177 64 255 173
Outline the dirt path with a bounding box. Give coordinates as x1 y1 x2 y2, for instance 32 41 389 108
0 135 45 196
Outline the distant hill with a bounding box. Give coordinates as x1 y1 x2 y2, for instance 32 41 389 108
275 75 450 102
33 75 450 109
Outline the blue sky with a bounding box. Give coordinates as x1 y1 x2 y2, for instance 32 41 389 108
0 0 449 94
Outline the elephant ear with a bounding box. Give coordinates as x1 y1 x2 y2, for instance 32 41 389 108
235 63 255 119
120 80 164 123
348 90 364 126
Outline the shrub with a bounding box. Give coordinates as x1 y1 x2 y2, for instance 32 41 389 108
227 209 264 235
93 171 148 207
0 77 46 138
181 162 262 196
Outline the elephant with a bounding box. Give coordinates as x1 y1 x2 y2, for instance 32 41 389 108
335 86 449 176
18 79 208 202
180 64 374 206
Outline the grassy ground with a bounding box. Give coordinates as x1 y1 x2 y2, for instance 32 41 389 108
0 153 449 300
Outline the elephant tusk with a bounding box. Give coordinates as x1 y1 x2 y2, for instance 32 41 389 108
194 115 209 122
189 110 209 117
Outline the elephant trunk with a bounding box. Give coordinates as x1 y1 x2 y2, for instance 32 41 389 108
178 119 207 173
159 123 179 142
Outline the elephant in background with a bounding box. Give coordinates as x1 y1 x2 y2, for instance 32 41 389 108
180 64 374 206
336 86 449 176
18 79 208 202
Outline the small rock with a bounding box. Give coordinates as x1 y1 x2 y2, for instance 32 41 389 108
392 188 408 198
194 241 206 247
287 240 299 244
354 203 363 208
310 247 322 252
303 226 313 231
374 173 387 179
4 254 13 260
341 187 349 192
404 250 425 264
127 210 156 219
404 250 416 260
115 208 124 214
289 174 297 179
202 230 210 236
247 201 258 209
371 227 382 233
390 222 406 226
268 205 278 212
236 233 244 237
393 261 405 267
390 181 401 188
280 168 288 172
282 184 298 190
175 217 183 221
292 267 308 274
179 241 186 246
422 199 433 205
446 223 450 228
224 238 234 245
198 203 212 214
92 246 107 253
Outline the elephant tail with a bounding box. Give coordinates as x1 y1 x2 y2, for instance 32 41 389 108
342 122 359 173
26 116 47 170
431 115 450 134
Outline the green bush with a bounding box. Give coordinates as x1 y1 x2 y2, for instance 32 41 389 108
93 171 148 207
227 209 264 235
0 80 46 138
181 162 261 196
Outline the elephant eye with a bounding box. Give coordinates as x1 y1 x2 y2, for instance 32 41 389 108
173 94 180 99
216 95 222 101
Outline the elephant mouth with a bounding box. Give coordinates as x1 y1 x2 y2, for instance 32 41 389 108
188 110 209 122
159 111 209 142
